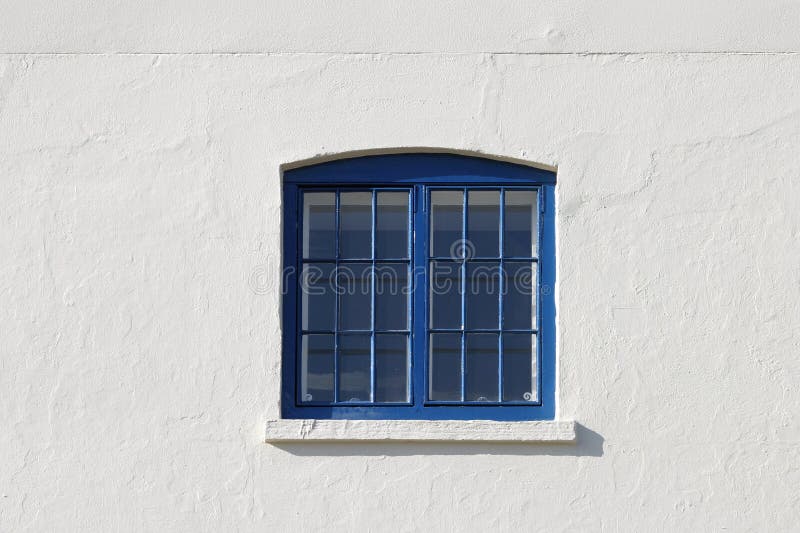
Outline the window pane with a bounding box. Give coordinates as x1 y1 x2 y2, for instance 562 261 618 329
338 335 371 402
467 190 499 257
502 333 538 402
430 261 462 329
503 262 537 330
340 191 372 258
302 192 335 258
429 333 462 401
300 334 334 402
301 263 336 331
375 334 409 402
465 333 499 401
376 192 409 259
430 190 463 258
504 190 538 257
466 262 500 329
338 263 371 330
375 263 408 330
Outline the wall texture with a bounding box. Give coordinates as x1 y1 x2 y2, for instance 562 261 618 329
2 3 800 531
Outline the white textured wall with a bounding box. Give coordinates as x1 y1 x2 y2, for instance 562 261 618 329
2 3 800 531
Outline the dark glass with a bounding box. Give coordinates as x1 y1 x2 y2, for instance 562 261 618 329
429 333 462 401
430 261 462 329
300 334 334 402
502 333 537 402
303 192 336 258
340 191 372 258
376 192 409 258
375 263 408 330
430 190 463 258
375 335 409 402
467 190 500 257
301 263 336 331
504 190 538 257
465 333 499 401
338 335 371 402
503 262 537 329
338 263 371 330
465 262 501 329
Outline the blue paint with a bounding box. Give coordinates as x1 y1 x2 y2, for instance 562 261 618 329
282 153 556 420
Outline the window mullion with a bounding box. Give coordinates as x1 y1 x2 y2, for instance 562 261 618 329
333 189 341 404
498 188 505 402
369 189 377 403
460 188 467 403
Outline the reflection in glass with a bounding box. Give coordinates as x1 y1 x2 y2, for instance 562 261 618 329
430 261 462 329
467 190 500 257
300 334 334 402
466 262 500 329
429 333 461 401
376 192 409 258
338 335 371 402
302 192 336 258
375 263 408 330
301 263 336 331
340 192 372 258
430 190 463 258
375 335 409 402
466 333 499 401
502 333 537 402
504 190 538 257
503 262 537 330
338 263 371 330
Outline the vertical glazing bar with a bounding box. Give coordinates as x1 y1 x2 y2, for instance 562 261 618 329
536 187 543 401
333 190 340 403
498 188 505 402
460 188 467 402
407 189 413 402
370 189 377 402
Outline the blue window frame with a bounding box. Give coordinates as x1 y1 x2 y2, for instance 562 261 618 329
282 153 556 420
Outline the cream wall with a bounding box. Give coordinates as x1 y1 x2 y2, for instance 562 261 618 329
2 3 800 531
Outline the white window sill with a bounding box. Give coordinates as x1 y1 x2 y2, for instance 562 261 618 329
265 419 576 443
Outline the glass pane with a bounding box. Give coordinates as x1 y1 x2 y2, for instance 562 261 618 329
430 261 462 329
302 192 335 258
375 263 408 330
338 335 371 402
429 333 462 401
504 190 538 257
340 191 372 258
465 333 499 401
376 192 409 259
375 334 409 402
503 262 537 330
502 333 538 402
465 262 500 329
301 263 336 330
300 334 334 402
430 190 463 258
338 263 371 330
467 190 500 257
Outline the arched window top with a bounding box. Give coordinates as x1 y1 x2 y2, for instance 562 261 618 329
283 151 556 185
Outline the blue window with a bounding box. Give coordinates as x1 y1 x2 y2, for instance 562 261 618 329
282 153 556 420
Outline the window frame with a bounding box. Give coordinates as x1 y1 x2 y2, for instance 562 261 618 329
281 153 556 421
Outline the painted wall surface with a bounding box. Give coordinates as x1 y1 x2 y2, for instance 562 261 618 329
2 3 800 531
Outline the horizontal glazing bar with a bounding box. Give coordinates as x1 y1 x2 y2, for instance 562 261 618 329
302 330 411 335
428 328 537 334
428 256 538 262
301 258 412 263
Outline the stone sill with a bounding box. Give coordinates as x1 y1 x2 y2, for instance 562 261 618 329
265 419 576 443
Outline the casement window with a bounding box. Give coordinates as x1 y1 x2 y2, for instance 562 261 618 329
281 153 555 420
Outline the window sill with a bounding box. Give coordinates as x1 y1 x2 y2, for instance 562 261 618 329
264 419 576 443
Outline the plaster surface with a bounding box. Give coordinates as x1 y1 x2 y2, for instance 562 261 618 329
2 4 800 532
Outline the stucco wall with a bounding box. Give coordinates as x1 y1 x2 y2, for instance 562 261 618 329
3 3 800 531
